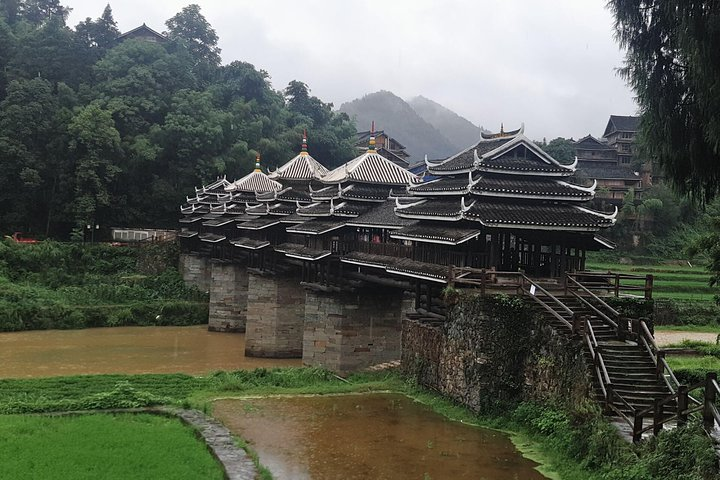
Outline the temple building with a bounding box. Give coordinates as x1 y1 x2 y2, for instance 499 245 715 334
573 134 642 206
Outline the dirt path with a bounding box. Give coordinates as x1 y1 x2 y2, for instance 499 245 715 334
654 330 720 346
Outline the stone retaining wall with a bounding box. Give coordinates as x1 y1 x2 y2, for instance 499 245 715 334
179 253 211 293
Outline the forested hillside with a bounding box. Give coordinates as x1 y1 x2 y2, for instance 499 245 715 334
407 96 486 151
0 2 356 238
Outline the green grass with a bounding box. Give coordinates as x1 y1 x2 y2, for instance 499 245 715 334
0 413 224 479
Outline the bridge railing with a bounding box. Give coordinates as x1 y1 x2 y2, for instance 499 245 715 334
566 271 654 299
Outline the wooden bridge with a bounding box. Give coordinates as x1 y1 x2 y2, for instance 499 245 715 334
447 267 720 443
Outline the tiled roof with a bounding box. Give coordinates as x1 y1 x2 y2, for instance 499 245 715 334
471 176 594 200
394 199 464 221
202 217 235 228
268 153 329 181
321 151 419 185
225 171 282 193
604 115 640 137
309 185 341 201
408 175 475 195
334 201 372 217
576 165 640 181
209 203 246 215
574 135 614 150
230 237 270 250
236 217 282 230
428 138 512 173
198 233 226 243
340 252 450 283
341 252 398 269
231 191 260 202
340 184 392 202
297 202 332 217
268 203 297 215
194 176 232 194
245 203 269 215
274 243 332 261
179 216 204 224
345 200 417 229
477 154 573 175
464 201 616 230
177 230 198 238
279 213 310 224
285 219 346 235
390 223 482 245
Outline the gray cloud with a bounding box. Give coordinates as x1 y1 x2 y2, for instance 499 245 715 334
67 0 636 141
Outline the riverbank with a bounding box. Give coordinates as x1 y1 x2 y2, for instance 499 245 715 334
0 368 716 479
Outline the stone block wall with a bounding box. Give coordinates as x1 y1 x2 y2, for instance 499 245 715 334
402 294 590 412
208 261 248 332
179 253 211 293
303 288 406 374
245 272 305 358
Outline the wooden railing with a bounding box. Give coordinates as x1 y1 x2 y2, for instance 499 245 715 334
566 271 654 299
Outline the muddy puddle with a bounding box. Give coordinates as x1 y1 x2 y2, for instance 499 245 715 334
213 393 548 480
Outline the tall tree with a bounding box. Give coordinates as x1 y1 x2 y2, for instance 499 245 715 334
165 4 220 84
75 4 120 59
609 0 720 204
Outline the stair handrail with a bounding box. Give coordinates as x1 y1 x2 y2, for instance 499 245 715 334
566 275 621 325
517 273 575 332
583 315 636 428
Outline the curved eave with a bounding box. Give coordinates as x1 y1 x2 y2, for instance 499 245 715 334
389 232 480 245
393 211 463 222
475 165 574 177
470 191 594 202
385 267 448 284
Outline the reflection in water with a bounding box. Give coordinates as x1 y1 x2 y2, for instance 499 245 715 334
213 393 548 480
0 325 300 378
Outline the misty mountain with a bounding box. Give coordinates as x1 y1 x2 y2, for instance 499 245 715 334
408 95 486 150
339 91 457 160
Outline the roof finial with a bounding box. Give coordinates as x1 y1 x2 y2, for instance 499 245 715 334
254 153 262 172
500 123 504 135
368 121 376 152
301 129 308 156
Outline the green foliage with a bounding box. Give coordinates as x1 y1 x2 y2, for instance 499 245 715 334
0 413 224 479
538 137 576 164
610 0 720 205
0 240 208 331
0 2 356 235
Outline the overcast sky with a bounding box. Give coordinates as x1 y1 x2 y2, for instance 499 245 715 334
67 0 637 141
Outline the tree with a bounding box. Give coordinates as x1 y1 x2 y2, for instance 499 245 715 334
68 104 121 230
609 0 720 204
165 4 220 84
75 4 120 58
538 137 575 164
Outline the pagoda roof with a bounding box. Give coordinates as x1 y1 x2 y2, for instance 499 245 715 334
195 176 233 194
340 184 392 202
574 135 615 150
198 233 226 243
297 200 372 218
180 204 209 215
256 187 312 203
576 165 640 181
464 201 617 231
286 219 346 235
390 223 482 245
340 253 448 283
179 215 205 224
202 217 235 228
232 214 260 223
345 200 417 229
225 170 282 193
230 237 270 250
268 152 329 181
177 230 198 238
407 173 478 196
236 217 282 230
471 176 595 201
428 128 576 177
267 203 297 216
309 184 341 201
209 203 247 215
321 151 419 185
274 243 332 261
394 198 467 221
279 213 310 224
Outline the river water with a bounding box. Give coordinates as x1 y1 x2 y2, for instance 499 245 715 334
0 325 300 378
213 393 548 480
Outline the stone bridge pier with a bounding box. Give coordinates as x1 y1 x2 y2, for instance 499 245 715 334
179 253 211 294
208 260 248 332
244 270 306 358
303 288 415 375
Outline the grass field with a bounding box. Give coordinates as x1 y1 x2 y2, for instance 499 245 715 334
0 413 224 480
585 257 716 302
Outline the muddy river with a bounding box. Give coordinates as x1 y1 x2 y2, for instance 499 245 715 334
0 325 300 378
213 393 548 480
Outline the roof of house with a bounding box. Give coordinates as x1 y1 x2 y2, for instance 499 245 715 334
117 24 167 42
603 115 640 137
576 165 640 181
574 135 615 150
